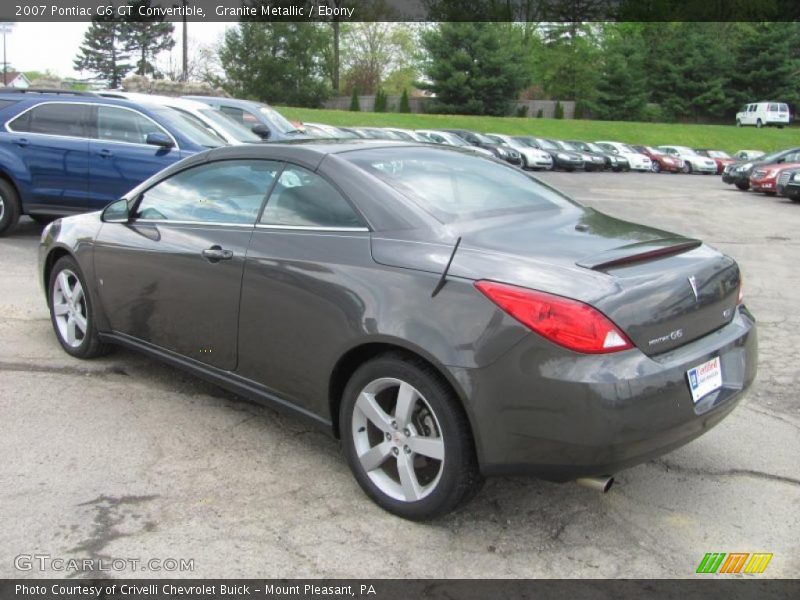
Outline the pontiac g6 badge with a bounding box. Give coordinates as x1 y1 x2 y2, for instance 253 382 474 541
688 275 699 302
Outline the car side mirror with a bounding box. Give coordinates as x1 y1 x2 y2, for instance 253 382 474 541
102 199 130 223
251 124 271 139
145 132 174 148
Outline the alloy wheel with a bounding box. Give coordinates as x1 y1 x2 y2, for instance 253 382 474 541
52 269 88 348
351 377 444 502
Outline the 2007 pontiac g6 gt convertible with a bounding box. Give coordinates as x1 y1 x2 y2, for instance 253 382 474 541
39 141 757 519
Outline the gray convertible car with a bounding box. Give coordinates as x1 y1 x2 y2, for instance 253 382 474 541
39 141 757 519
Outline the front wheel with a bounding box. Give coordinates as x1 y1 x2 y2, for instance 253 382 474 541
340 354 482 520
682 162 692 174
651 161 661 173
48 256 111 359
735 182 750 191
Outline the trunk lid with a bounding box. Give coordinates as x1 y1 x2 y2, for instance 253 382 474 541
373 208 740 356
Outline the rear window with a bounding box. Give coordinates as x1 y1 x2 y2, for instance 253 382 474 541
8 102 88 137
344 147 575 223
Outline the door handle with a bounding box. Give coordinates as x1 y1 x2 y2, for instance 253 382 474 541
15 138 29 147
98 148 113 158
201 245 234 262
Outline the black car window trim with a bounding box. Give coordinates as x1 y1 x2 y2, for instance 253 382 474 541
256 161 371 233
128 158 282 227
5 100 92 139
5 101 179 150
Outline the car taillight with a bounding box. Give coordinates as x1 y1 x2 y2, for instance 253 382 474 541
474 281 634 354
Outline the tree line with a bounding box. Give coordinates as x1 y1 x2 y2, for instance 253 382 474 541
74 18 800 122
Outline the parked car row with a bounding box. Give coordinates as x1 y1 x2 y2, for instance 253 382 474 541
299 123 762 181
721 146 800 196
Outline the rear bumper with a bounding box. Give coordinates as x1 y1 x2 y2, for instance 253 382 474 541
451 305 757 480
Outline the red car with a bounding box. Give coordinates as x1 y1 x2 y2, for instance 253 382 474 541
695 149 736 175
749 162 800 194
632 145 682 173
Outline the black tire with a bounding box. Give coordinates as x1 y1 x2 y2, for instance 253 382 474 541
520 155 528 170
682 162 692 174
651 161 661 173
736 119 742 127
756 119 763 128
48 256 112 359
340 353 483 520
735 182 750 191
30 214 57 226
0 179 21 236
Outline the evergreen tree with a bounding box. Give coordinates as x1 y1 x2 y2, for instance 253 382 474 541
554 101 564 119
418 23 529 116
73 15 133 87
399 88 411 113
219 22 331 107
374 88 387 112
123 1 176 78
349 88 360 111
728 23 800 112
589 25 649 121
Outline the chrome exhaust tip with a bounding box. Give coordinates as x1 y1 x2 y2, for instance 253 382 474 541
576 475 614 493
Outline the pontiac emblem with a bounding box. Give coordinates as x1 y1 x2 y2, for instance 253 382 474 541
688 275 699 302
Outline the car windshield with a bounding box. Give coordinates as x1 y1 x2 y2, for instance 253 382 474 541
152 107 226 147
620 144 638 154
486 135 508 146
673 147 696 156
584 142 605 153
258 106 300 134
199 108 260 143
645 146 665 155
471 132 495 145
557 141 579 151
707 150 730 159
345 147 575 223
536 138 558 150
437 132 470 147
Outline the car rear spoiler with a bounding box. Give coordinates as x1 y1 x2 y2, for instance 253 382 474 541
576 237 702 271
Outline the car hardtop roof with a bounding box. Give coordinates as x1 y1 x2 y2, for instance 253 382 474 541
183 96 278 110
97 91 210 110
0 90 175 112
204 138 426 159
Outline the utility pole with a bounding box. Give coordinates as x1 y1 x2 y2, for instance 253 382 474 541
0 23 14 87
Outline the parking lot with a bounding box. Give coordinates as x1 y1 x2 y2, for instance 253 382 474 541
0 171 798 579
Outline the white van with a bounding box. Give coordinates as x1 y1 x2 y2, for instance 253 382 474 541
736 102 790 128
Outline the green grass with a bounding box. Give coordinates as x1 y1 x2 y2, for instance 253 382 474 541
277 106 800 154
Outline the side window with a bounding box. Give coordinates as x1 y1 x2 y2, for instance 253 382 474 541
220 106 244 123
260 166 365 229
769 103 779 112
221 106 259 127
97 106 166 145
9 103 88 137
135 160 281 224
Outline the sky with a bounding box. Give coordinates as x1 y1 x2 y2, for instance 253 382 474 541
1 21 231 79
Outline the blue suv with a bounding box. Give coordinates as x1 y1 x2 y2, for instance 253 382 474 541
0 90 226 235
